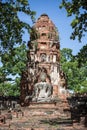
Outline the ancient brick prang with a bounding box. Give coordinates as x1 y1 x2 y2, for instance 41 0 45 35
20 14 67 105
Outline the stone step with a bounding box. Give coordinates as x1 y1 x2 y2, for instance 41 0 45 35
63 107 70 112
0 123 10 129
40 118 73 126
28 103 58 109
27 102 68 110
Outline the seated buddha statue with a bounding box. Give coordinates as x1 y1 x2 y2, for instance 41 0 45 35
32 70 53 102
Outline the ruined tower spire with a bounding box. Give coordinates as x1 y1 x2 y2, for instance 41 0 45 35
20 14 67 105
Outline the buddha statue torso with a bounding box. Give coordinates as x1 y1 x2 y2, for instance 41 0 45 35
32 71 53 102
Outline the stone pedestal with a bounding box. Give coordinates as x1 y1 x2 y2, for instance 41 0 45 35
24 99 70 119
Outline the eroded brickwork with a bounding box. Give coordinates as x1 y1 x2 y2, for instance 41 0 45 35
20 14 67 105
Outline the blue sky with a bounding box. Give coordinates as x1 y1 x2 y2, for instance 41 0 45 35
21 0 86 55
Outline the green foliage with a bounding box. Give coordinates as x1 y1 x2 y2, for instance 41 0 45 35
76 44 87 67
0 44 27 96
60 0 87 41
1 44 27 76
0 0 36 52
30 27 40 41
60 48 73 62
61 47 87 93
0 0 36 96
0 77 20 96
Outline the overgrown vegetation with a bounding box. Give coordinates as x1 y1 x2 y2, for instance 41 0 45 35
60 0 87 41
0 0 36 96
60 45 87 93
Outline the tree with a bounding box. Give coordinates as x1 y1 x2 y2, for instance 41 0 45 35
76 44 87 67
1 44 27 76
60 0 87 41
0 0 36 95
0 44 27 96
0 79 20 96
0 0 35 52
60 48 73 62
61 48 87 93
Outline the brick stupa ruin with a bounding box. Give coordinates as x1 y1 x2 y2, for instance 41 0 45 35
20 14 68 105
